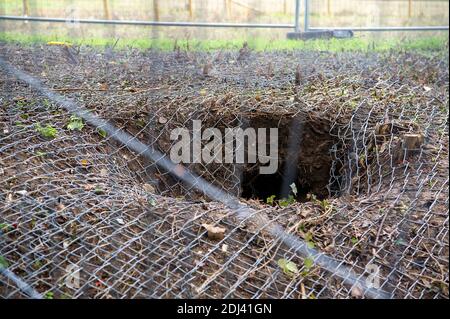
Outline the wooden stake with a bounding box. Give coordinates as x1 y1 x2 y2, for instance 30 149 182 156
153 0 160 21
22 0 29 16
188 0 193 19
225 0 231 18
403 133 424 151
103 0 111 20
295 65 302 85
408 0 412 18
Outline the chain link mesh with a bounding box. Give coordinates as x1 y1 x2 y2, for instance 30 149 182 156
0 43 448 299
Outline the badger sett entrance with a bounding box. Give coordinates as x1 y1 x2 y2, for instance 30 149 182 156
169 120 279 175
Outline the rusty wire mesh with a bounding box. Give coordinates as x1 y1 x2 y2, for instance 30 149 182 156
0 43 448 299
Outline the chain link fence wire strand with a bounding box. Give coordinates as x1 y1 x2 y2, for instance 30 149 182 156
0 43 448 299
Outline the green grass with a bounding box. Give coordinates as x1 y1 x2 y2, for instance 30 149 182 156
0 31 448 53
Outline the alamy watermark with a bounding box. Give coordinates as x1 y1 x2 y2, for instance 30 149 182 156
64 264 81 289
365 263 381 289
65 5 81 28
170 120 279 174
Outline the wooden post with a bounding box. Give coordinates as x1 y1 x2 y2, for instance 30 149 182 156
103 0 111 20
188 0 193 19
225 0 231 18
153 0 160 21
283 0 287 14
151 0 160 39
22 0 29 16
327 0 331 16
403 133 424 151
408 0 412 18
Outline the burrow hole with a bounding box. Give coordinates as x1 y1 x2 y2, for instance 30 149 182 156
142 112 343 203
238 114 341 202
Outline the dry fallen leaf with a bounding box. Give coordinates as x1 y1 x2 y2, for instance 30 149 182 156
158 116 168 124
221 244 229 253
83 184 95 191
351 285 363 298
300 283 307 299
324 245 334 253
63 240 70 249
143 183 156 193
202 223 226 241
6 193 13 203
13 96 25 102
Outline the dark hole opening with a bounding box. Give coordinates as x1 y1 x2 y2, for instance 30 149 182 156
241 169 314 202
240 114 339 203
147 111 343 202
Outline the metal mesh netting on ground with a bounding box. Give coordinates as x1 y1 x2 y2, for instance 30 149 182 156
0 43 448 299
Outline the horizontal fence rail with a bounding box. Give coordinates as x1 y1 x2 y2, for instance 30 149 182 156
310 26 450 31
0 15 295 29
0 14 448 32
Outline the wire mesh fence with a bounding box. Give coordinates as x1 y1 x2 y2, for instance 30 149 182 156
309 0 450 28
0 0 448 41
0 42 449 299
2 0 449 23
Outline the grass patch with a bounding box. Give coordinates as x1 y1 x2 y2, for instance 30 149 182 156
0 31 448 53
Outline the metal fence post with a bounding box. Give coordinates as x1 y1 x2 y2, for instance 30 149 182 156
294 0 301 32
304 0 310 32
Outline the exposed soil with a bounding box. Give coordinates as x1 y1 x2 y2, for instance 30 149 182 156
238 113 337 201
0 43 448 299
